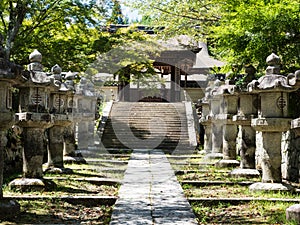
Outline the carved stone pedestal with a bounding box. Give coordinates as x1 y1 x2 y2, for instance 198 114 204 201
249 118 293 191
45 122 73 174
205 121 223 160
9 114 55 191
215 121 239 168
202 120 212 154
231 116 259 178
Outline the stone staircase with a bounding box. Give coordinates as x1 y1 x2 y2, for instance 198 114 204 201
100 102 195 154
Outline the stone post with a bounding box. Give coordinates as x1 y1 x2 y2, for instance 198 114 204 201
248 53 295 191
231 92 260 177
199 101 212 154
45 65 73 174
214 83 240 167
22 127 46 178
61 71 84 163
204 79 224 160
9 50 57 191
75 78 97 152
279 71 300 182
63 123 76 157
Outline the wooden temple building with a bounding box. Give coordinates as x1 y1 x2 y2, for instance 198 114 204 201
100 25 225 103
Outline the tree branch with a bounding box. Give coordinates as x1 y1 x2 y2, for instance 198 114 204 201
19 0 61 37
0 12 7 34
152 5 219 23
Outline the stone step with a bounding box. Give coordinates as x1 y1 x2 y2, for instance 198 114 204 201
101 132 189 137
101 102 191 150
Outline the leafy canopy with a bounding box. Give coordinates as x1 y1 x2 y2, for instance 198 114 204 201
129 0 300 74
0 0 110 71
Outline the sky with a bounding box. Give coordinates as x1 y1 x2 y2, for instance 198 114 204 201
120 3 142 22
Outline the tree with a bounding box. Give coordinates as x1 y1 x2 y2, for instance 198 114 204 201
0 0 110 70
87 25 162 81
129 0 220 37
128 0 300 74
107 0 125 24
210 0 300 74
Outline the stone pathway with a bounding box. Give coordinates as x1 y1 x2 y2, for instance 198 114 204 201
110 149 198 225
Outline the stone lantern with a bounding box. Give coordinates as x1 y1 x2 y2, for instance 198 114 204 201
205 79 224 160
248 53 295 191
198 93 212 155
45 65 74 173
286 70 300 182
74 77 97 151
9 50 58 191
199 76 218 157
0 52 21 218
231 68 260 177
214 82 240 167
62 71 78 161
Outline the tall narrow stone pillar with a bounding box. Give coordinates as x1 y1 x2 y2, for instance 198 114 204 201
77 121 89 150
22 127 46 178
45 64 74 173
198 99 212 154
205 90 224 160
63 123 76 157
231 92 259 178
239 126 256 169
48 126 64 168
210 122 223 157
222 124 238 160
0 131 7 198
202 122 212 154
213 83 239 167
260 132 282 182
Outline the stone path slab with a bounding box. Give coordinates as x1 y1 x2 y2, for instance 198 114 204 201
110 149 198 225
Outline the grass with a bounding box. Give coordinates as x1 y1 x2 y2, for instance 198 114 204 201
183 184 300 199
170 153 300 224
1 199 113 225
0 153 129 224
192 201 298 225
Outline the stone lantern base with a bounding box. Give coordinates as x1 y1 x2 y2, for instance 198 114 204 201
0 199 20 220
249 182 294 192
63 154 87 164
229 168 260 178
8 178 56 192
215 159 240 168
204 152 223 160
44 167 73 174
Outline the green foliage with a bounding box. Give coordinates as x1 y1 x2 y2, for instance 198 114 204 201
88 25 164 86
211 0 300 74
107 0 125 24
128 0 220 39
128 0 300 74
0 0 111 71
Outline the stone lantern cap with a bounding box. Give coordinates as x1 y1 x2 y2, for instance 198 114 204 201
29 49 42 63
213 82 236 96
20 50 59 88
76 77 95 97
287 70 300 88
248 75 293 92
248 53 295 93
